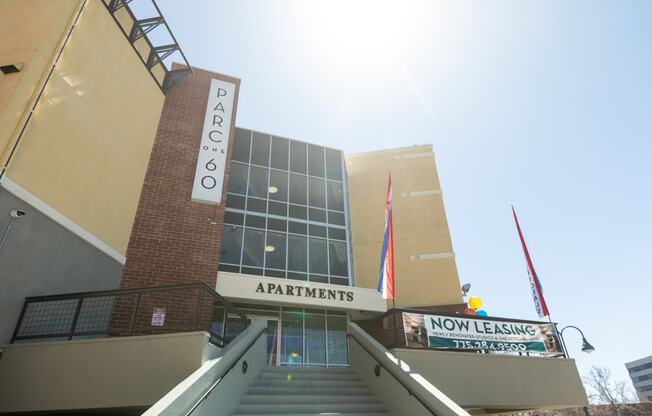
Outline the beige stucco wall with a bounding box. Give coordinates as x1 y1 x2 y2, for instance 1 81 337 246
346 145 463 307
0 332 218 413
2 0 164 256
394 348 588 413
0 0 81 166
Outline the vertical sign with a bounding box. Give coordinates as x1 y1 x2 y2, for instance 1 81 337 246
191 78 236 205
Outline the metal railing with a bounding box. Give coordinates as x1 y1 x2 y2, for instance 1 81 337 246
11 283 247 347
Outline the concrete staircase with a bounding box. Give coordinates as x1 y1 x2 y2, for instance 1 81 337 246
230 366 391 415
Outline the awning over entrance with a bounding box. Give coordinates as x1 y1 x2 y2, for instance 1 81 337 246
216 272 387 312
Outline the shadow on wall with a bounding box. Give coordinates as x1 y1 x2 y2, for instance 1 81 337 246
0 189 122 344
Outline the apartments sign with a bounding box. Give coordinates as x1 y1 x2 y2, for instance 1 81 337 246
402 312 563 355
191 78 236 205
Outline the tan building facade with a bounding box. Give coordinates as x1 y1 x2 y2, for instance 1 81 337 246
347 145 463 308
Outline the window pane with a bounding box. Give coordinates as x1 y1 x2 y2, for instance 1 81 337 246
325 148 343 181
242 228 265 267
226 194 245 210
289 174 307 205
228 162 248 195
265 231 286 270
232 129 251 163
251 132 270 166
220 225 243 264
328 211 345 226
268 201 287 217
327 316 348 365
328 227 346 241
248 166 268 198
224 211 244 225
290 141 307 173
327 181 344 211
308 178 326 208
329 240 348 277
308 144 325 177
309 208 327 223
245 214 266 229
287 235 307 271
268 218 287 232
309 224 327 238
289 204 307 220
271 136 289 170
282 312 303 365
305 314 326 365
309 238 328 275
269 170 288 202
246 197 266 214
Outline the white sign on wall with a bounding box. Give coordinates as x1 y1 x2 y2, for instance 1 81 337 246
151 308 166 327
216 272 387 312
191 78 236 205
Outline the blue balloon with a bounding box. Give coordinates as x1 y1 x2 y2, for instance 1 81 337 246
476 310 488 317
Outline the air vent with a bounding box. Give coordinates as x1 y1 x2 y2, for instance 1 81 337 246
0 64 22 74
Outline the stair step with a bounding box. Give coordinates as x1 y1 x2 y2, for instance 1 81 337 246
258 372 359 381
232 414 390 416
232 403 388 414
241 394 380 405
247 386 372 396
252 379 367 388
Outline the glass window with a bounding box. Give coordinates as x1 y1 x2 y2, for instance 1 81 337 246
220 225 243 264
246 197 266 214
268 201 286 217
265 231 286 270
269 170 288 202
271 136 289 171
267 218 286 232
248 166 268 198
288 221 307 235
287 272 307 281
325 148 343 181
305 314 326 365
245 214 266 229
242 228 265 267
289 204 307 220
287 235 307 271
265 269 285 278
308 178 326 208
281 311 303 365
309 224 327 238
327 316 348 365
329 240 348 277
290 141 307 173
308 208 327 223
328 211 345 226
308 144 325 177
226 194 245 210
330 276 349 286
327 181 344 211
228 162 248 195
289 174 307 205
232 129 251 163
328 227 346 241
241 267 263 276
251 132 270 166
224 211 244 225
310 274 328 283
309 237 328 275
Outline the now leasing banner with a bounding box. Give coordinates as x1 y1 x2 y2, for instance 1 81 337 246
402 312 562 355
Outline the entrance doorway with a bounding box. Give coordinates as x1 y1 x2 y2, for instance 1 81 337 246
248 316 280 366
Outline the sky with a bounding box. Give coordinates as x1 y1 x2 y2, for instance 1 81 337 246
154 0 651 389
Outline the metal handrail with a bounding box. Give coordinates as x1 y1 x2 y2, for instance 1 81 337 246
347 333 438 416
11 282 247 345
184 327 268 416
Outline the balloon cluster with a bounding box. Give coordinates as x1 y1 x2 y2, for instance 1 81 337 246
465 296 488 317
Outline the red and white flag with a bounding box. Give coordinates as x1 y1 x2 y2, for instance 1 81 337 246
512 206 550 318
377 175 395 300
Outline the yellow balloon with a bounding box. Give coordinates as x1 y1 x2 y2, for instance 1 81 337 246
468 296 483 310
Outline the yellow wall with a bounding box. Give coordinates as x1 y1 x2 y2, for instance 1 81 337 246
346 145 463 307
0 0 81 167
2 0 165 256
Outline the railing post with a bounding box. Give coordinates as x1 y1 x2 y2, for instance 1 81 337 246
221 305 228 342
193 287 203 331
68 298 84 340
129 292 142 336
10 300 29 344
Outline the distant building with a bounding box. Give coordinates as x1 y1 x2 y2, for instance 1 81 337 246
626 355 652 403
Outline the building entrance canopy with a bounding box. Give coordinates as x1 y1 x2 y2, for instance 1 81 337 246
216 272 387 312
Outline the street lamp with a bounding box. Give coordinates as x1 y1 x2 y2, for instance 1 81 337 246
559 325 595 357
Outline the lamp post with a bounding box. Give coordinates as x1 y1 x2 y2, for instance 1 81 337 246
558 325 595 416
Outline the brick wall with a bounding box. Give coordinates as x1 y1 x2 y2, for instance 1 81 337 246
119 66 240 289
109 67 240 337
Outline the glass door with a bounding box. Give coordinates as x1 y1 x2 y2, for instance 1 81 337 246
249 317 280 366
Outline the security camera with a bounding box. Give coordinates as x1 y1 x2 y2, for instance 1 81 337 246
10 209 26 218
461 283 471 296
